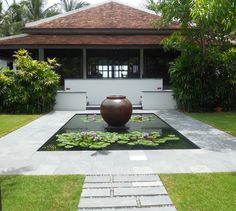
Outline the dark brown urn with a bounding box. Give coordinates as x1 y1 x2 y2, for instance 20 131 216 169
100 95 132 127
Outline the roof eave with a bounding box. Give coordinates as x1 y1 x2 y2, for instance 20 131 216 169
22 28 178 35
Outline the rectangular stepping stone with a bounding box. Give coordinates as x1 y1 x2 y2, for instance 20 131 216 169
78 207 176 211
114 186 167 196
83 182 132 188
85 175 111 183
140 195 173 206
132 181 163 187
78 196 137 208
113 175 159 182
81 188 110 197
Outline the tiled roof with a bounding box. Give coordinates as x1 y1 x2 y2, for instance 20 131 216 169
25 1 166 30
0 34 167 45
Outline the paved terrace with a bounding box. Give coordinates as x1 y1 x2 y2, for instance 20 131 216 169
0 110 236 175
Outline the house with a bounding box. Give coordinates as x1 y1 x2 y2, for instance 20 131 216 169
0 0 178 110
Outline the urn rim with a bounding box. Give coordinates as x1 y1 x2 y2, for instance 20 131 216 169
106 95 126 100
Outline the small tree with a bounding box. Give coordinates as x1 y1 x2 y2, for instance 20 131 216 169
147 0 236 111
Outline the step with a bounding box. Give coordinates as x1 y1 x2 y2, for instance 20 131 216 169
78 174 176 211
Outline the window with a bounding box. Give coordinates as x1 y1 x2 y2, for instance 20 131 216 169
87 49 140 79
143 49 179 87
44 49 83 87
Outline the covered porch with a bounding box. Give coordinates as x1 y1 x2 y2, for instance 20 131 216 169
0 45 178 109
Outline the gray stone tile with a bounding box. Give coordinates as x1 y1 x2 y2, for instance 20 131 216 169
190 165 212 173
81 188 110 197
85 175 111 183
140 195 173 206
83 182 133 188
78 196 137 208
78 206 177 211
129 151 147 160
114 186 167 196
113 175 160 182
22 164 57 175
133 166 154 174
132 181 163 187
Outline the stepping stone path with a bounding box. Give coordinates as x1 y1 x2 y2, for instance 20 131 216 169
78 174 176 211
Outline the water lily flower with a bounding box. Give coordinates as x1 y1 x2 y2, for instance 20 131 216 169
143 132 149 138
93 114 96 121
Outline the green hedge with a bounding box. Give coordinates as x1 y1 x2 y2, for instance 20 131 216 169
0 49 60 113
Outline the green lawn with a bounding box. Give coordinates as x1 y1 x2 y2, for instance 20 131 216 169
161 173 236 211
0 175 85 211
0 115 40 137
187 112 236 136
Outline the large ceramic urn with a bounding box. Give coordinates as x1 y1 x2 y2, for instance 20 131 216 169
100 95 132 127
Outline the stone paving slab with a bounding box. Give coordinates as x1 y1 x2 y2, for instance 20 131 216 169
114 186 168 196
83 182 133 188
85 175 111 183
113 175 160 182
81 188 110 197
132 181 163 187
140 195 173 206
78 207 176 211
78 196 138 208
78 174 176 211
83 181 163 189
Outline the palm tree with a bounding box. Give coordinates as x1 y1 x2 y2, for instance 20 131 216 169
21 0 60 21
60 0 89 12
0 0 25 36
0 1 4 22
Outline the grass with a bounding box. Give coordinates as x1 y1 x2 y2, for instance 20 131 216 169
0 175 85 211
161 172 236 211
187 112 236 136
0 115 40 137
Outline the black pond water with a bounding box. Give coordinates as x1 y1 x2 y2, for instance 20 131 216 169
39 113 199 151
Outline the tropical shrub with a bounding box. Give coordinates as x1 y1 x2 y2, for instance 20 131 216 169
148 0 236 111
169 46 236 111
0 68 13 111
0 49 60 113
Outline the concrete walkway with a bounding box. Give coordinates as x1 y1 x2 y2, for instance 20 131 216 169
0 110 236 175
78 174 176 211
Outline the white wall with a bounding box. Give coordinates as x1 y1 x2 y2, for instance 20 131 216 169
65 79 163 105
142 90 177 110
0 59 7 68
54 91 87 111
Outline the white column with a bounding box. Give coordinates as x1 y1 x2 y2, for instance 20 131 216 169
140 48 144 79
83 48 87 79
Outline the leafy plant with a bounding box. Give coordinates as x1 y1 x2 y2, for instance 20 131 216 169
147 0 236 111
56 131 180 150
80 114 156 123
80 114 103 123
0 49 60 113
129 114 156 122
